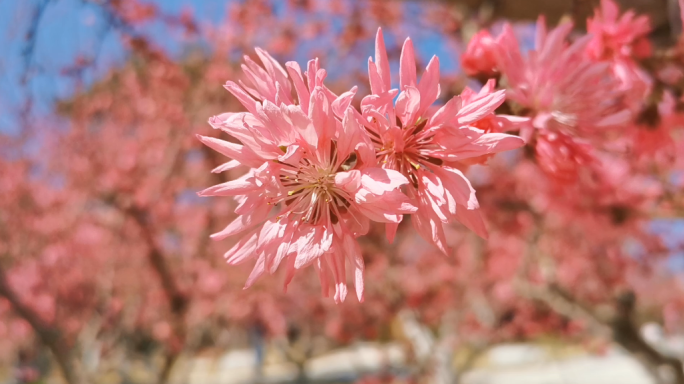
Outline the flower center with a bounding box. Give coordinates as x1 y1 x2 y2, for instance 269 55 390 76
274 148 354 225
369 118 442 188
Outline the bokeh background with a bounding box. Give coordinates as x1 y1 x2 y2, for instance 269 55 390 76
2 1 684 384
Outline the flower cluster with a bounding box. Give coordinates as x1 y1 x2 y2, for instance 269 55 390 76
199 30 524 302
461 0 665 182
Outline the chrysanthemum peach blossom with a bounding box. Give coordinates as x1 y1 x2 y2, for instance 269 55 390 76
585 0 653 114
633 91 683 163
199 52 416 303
492 17 633 180
494 17 631 140
361 28 524 251
586 0 652 62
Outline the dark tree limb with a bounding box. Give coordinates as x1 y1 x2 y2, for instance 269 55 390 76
122 205 189 384
520 281 684 384
0 269 85 384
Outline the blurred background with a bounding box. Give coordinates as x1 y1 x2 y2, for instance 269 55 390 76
2 0 684 383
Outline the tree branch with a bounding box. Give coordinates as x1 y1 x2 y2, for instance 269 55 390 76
0 268 85 384
520 282 684 384
123 204 188 384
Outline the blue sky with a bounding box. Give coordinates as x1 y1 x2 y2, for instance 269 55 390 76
0 0 466 135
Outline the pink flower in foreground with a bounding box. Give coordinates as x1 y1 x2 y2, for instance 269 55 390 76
362 28 524 251
199 52 416 303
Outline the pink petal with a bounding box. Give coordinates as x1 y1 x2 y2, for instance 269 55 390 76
368 59 386 96
375 27 392 92
255 47 292 96
429 96 462 128
418 55 441 115
293 225 333 269
334 170 362 192
455 90 506 125
306 59 319 93
331 87 357 118
196 134 263 168
224 231 258 265
211 160 242 173
400 37 417 90
535 15 548 51
241 58 275 100
385 222 399 243
455 205 489 239
433 167 479 212
412 209 449 254
244 253 266 289
198 177 258 197
283 105 318 150
329 253 348 303
469 132 526 154
337 108 359 161
359 168 409 194
285 61 311 112
278 144 304 165
282 256 297 292
342 234 365 302
309 87 336 147
270 221 297 273
210 203 272 240
274 81 293 106
395 86 421 127
257 101 295 143
361 89 397 115
224 81 259 116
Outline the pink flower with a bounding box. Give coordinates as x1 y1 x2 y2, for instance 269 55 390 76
632 91 682 163
535 130 595 182
585 0 653 114
461 30 499 78
494 17 632 179
495 17 631 135
586 0 652 62
362 28 524 251
199 52 416 303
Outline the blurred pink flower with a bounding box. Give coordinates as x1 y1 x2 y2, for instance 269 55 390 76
585 0 653 114
494 17 632 179
363 28 524 251
495 17 631 136
586 0 652 61
199 52 416 303
632 91 683 163
461 30 500 78
535 130 595 182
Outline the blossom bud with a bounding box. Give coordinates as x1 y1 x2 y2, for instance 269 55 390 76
461 30 499 78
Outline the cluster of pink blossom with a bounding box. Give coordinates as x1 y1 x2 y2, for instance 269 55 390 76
200 0 684 303
198 29 525 302
461 0 681 182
